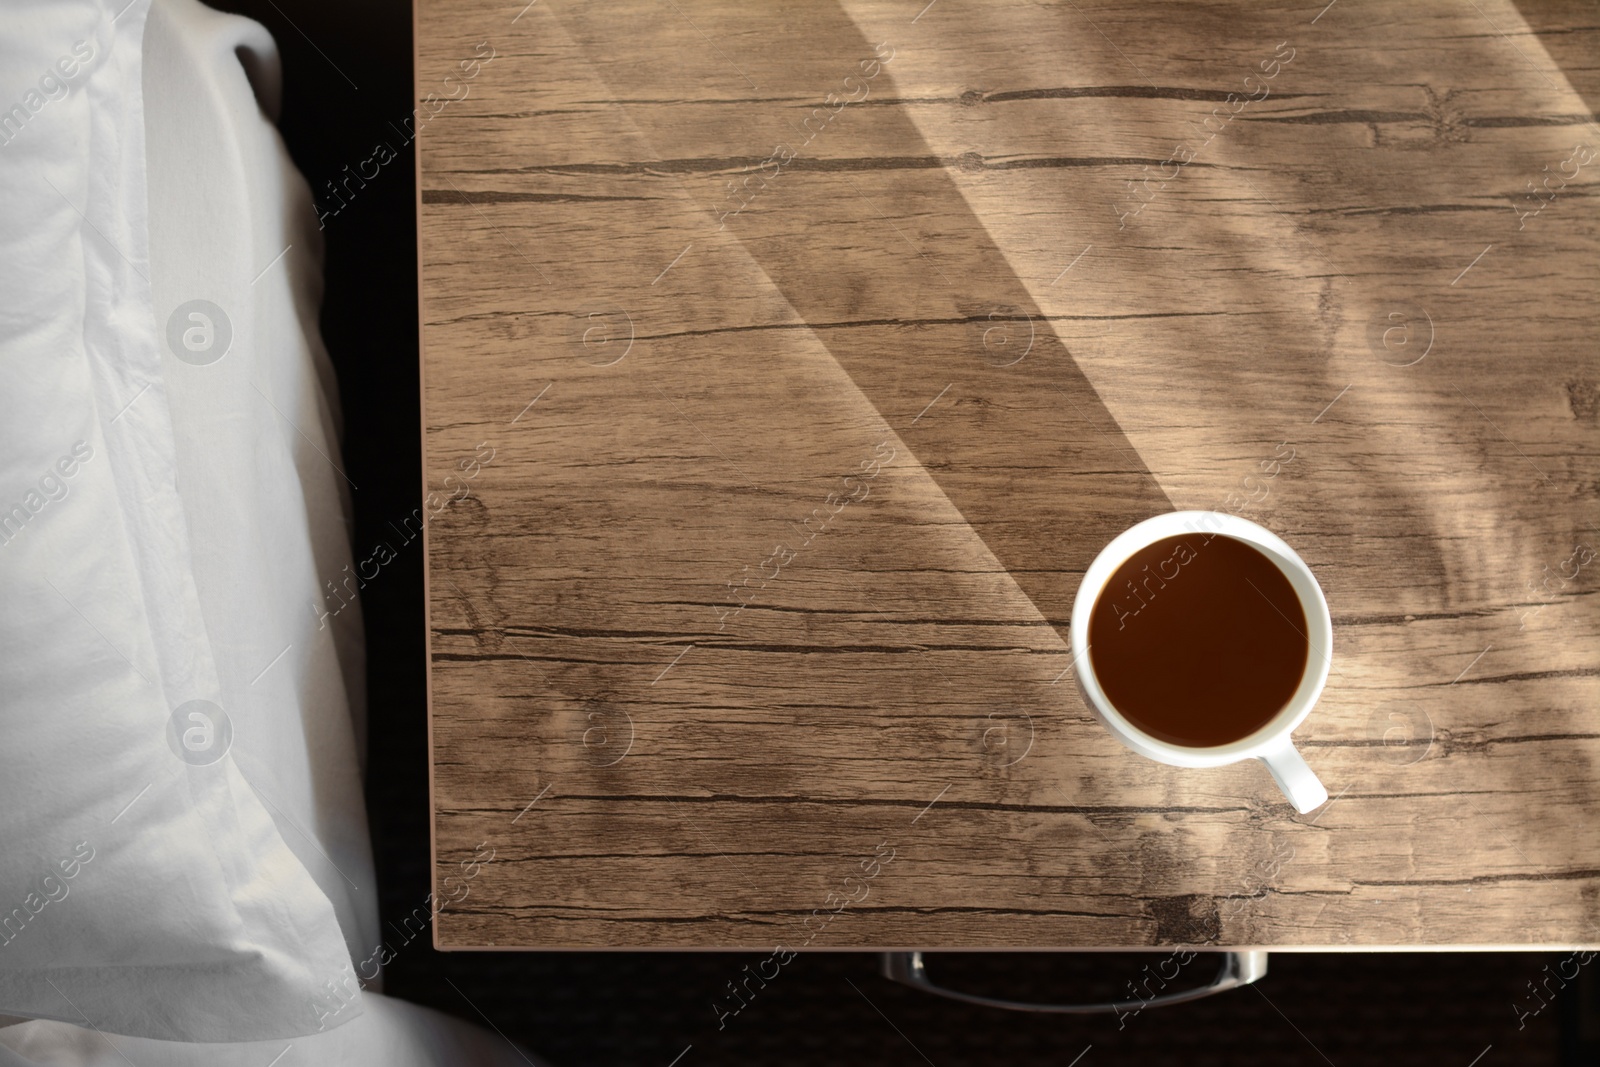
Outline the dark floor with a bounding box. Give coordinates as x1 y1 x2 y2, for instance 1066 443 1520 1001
210 1 1599 1063
393 949 1596 1065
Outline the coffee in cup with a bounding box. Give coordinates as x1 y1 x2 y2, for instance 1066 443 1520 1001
1069 512 1330 812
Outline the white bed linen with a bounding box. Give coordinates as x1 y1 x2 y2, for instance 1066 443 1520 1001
0 993 548 1067
0 0 361 1042
2 0 542 1057
140 0 381 986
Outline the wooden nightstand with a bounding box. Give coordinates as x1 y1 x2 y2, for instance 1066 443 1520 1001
417 0 1599 950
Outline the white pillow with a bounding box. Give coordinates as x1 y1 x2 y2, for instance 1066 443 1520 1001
141 0 381 986
0 0 360 1043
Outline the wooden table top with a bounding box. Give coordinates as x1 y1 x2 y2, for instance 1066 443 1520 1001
417 0 1599 949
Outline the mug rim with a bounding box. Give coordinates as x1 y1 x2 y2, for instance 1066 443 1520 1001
1068 510 1332 768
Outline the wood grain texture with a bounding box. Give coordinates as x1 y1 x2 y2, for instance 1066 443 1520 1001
416 0 1600 948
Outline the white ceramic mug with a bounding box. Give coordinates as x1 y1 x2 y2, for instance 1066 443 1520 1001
1069 511 1331 813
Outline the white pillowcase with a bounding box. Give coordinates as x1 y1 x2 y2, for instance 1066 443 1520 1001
0 0 361 1043
141 0 381 989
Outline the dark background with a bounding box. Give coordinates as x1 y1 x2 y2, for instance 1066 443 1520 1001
211 1 1599 1062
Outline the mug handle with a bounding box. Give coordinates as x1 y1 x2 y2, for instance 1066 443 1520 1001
1259 738 1327 813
